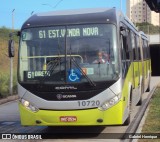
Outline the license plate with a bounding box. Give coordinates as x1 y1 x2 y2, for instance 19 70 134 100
60 116 77 122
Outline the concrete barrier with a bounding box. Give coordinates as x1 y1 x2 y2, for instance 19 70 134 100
0 95 19 105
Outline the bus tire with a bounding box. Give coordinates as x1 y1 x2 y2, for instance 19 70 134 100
146 82 150 92
146 74 151 92
123 114 130 126
137 96 142 106
137 83 143 106
123 90 132 126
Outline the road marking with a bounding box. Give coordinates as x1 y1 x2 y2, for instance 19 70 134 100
1 122 16 125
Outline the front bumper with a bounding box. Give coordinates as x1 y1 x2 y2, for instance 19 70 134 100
19 101 123 126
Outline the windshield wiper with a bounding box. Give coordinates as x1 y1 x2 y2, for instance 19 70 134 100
47 57 61 71
39 57 62 83
71 57 96 87
47 39 64 75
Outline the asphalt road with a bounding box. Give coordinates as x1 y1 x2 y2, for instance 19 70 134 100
0 77 159 141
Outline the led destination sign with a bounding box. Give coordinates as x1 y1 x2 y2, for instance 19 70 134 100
22 26 103 40
39 27 99 39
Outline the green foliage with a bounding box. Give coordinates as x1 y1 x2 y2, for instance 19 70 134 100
141 88 160 133
0 73 9 98
0 72 17 98
0 26 19 43
139 88 160 142
0 26 11 40
136 22 160 35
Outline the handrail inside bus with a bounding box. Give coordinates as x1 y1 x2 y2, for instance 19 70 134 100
20 54 84 63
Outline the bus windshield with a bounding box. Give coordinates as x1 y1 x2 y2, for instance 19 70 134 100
18 24 119 84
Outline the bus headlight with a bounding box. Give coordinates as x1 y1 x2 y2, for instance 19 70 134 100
23 100 29 107
20 99 39 112
98 94 121 111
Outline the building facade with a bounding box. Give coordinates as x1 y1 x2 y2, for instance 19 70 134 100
126 0 159 26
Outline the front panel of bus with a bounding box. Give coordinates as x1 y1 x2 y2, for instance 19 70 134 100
18 24 123 126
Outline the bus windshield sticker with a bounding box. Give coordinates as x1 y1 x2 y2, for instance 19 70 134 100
68 69 81 82
38 27 99 39
24 71 51 80
82 68 94 75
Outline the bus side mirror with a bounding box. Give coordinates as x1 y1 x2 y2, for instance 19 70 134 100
8 31 20 58
8 39 15 57
120 26 127 37
17 31 21 36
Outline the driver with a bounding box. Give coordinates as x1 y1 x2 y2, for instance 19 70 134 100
93 51 109 64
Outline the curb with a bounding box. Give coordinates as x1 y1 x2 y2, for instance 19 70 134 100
123 86 157 142
0 95 19 105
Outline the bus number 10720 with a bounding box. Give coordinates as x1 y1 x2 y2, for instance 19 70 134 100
78 100 100 107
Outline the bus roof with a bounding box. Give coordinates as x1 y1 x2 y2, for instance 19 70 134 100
22 8 118 29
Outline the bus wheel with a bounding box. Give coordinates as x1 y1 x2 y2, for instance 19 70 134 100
123 92 132 126
146 82 150 92
146 75 151 92
137 84 143 106
137 96 142 106
123 113 130 126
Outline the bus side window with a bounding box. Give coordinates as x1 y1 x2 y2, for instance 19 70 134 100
130 32 136 61
120 28 129 78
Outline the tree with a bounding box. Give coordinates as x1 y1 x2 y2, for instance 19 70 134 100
136 22 160 35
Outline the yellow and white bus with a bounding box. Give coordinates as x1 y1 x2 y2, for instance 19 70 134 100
11 8 151 126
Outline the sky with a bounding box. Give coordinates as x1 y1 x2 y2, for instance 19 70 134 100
0 0 126 29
